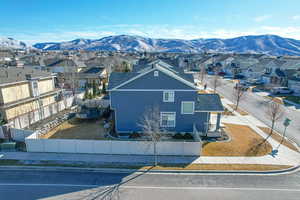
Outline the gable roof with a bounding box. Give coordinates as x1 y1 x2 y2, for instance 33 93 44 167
108 72 140 90
108 60 197 91
195 94 224 112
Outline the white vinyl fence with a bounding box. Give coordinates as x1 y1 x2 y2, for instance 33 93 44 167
25 132 201 156
10 128 34 142
0 126 4 139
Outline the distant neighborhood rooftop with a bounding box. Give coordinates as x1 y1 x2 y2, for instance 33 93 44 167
0 67 54 85
83 67 105 74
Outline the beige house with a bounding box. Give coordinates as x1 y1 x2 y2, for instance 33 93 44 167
0 67 61 128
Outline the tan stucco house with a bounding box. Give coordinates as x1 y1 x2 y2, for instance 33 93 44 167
0 67 61 128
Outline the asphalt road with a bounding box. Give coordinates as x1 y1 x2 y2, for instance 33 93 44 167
206 77 300 144
1 168 300 200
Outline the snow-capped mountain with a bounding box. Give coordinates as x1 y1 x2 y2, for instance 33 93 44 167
33 34 300 56
2 34 300 56
0 37 27 49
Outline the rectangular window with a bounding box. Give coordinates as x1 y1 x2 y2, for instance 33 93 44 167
160 112 176 127
31 81 39 97
163 91 174 102
181 101 194 114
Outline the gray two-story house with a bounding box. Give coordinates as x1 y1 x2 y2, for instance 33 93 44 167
108 60 224 136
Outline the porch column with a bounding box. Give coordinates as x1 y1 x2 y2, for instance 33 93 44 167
216 113 221 131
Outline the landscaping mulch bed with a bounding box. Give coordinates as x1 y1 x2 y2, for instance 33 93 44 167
202 123 272 156
258 127 299 152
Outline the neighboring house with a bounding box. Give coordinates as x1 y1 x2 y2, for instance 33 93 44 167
286 68 300 93
223 62 241 76
0 67 62 129
77 67 107 88
262 67 287 86
108 60 224 136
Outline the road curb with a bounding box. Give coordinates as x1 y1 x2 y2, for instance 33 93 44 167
0 164 299 175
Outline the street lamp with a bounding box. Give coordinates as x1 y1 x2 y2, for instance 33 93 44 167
276 118 291 150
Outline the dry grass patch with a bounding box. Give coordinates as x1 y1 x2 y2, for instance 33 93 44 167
0 159 292 171
202 123 272 156
40 118 106 140
228 104 248 116
265 96 284 104
259 127 299 152
198 90 209 94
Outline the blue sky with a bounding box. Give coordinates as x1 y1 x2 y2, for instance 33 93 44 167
1 0 300 43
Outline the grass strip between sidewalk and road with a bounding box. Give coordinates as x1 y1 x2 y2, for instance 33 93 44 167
258 127 299 152
0 159 292 171
228 104 248 116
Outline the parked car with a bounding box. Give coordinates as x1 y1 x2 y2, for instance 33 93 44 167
246 79 263 85
233 74 245 79
223 75 234 79
218 71 226 76
234 83 249 91
271 87 294 95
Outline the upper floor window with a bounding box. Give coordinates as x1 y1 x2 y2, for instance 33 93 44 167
181 101 195 114
160 112 176 127
163 91 174 102
154 71 159 77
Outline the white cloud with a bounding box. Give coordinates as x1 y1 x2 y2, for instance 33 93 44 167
254 15 272 22
261 26 300 39
292 15 300 20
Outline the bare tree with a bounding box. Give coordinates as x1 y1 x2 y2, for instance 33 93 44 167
210 75 221 93
139 106 164 166
265 102 284 141
232 86 247 110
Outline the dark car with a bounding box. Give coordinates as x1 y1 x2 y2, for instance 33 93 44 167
234 83 249 91
218 71 226 76
233 74 245 79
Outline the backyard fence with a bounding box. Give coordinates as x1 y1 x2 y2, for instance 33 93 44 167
0 126 4 139
25 132 201 156
10 128 34 142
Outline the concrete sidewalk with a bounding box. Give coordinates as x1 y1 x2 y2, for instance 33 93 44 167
1 87 300 167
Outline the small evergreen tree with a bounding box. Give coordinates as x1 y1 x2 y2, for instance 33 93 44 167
92 80 97 97
84 89 89 99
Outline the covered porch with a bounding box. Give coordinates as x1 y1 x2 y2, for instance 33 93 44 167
193 112 223 138
194 94 224 138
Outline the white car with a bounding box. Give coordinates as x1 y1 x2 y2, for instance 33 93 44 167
271 87 294 95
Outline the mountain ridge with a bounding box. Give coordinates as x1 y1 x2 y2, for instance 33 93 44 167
2 34 300 56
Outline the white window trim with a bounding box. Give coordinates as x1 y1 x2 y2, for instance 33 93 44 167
163 91 175 102
181 101 195 114
160 112 176 128
154 70 159 77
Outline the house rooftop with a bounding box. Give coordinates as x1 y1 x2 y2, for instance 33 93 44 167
83 67 105 74
108 72 139 90
108 60 195 90
195 94 224 112
0 67 53 85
